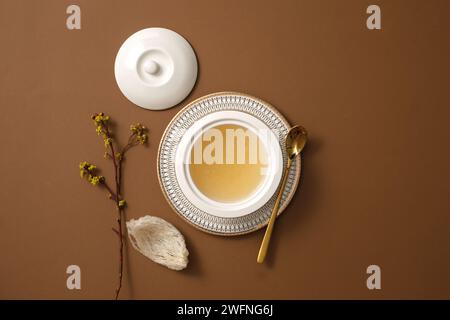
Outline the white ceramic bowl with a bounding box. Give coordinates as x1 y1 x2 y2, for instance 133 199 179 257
175 111 283 218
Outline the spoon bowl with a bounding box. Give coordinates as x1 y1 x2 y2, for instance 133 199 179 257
286 125 308 160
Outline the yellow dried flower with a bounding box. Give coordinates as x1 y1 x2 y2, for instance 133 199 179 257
137 134 147 144
118 200 126 208
92 112 110 126
130 123 148 145
79 161 94 177
104 137 112 147
79 161 89 170
79 161 104 187
88 175 104 186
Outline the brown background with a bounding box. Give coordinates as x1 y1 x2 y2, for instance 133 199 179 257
0 0 449 299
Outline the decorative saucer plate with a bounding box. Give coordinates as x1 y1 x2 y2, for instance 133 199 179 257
157 92 301 235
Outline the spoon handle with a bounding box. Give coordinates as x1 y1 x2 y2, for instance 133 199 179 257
257 159 292 263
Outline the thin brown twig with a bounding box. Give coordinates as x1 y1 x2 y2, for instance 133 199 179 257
103 126 125 301
82 115 147 300
102 180 118 201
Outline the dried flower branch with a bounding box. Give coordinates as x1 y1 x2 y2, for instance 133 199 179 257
79 112 148 300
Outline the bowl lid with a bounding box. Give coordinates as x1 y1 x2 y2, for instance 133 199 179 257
114 28 198 110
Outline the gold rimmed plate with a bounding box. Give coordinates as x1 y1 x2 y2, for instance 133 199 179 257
157 92 301 235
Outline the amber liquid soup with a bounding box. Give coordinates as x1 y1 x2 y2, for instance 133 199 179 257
189 124 268 203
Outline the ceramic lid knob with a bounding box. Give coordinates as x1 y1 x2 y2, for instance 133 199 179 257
114 28 198 110
143 60 159 75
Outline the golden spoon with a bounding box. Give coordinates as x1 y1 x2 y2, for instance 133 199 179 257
257 125 308 263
